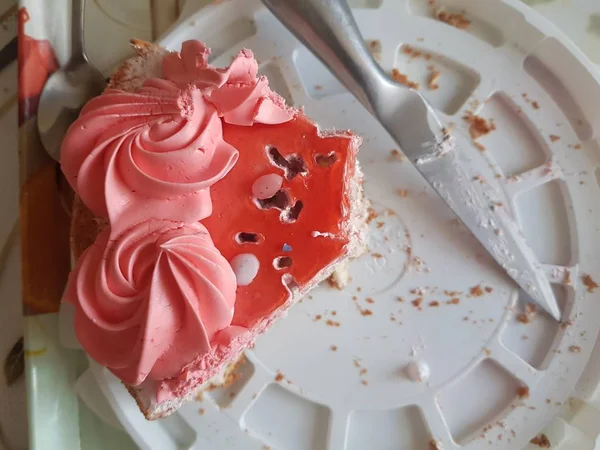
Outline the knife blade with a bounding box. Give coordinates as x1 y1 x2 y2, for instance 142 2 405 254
393 100 560 319
262 0 561 320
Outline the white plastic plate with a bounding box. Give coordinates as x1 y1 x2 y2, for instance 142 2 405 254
64 0 600 449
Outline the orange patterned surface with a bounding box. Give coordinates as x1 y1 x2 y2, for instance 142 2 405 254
18 7 70 315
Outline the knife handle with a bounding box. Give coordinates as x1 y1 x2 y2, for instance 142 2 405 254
261 0 389 114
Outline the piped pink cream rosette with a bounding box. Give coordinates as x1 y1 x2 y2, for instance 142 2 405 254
60 79 238 233
163 40 294 125
64 219 238 385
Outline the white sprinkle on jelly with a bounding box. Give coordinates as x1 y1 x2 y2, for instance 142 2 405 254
230 254 260 286
405 359 430 383
252 174 283 199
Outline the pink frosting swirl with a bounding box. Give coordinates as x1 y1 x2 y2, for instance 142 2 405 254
60 40 297 387
61 40 294 229
163 40 294 125
64 219 237 385
61 79 238 231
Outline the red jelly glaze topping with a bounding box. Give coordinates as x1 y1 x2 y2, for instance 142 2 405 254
204 114 357 328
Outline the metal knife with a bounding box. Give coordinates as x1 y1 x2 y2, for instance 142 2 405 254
261 0 561 320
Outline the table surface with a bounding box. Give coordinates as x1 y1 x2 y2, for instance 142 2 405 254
1 1 599 449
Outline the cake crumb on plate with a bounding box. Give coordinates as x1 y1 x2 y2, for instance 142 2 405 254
427 66 440 90
401 44 432 60
583 274 599 293
530 433 551 448
435 9 471 29
469 284 484 297
517 304 536 324
463 112 496 140
390 68 419 89
516 386 530 399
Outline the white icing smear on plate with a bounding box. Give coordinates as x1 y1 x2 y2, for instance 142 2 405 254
405 359 430 383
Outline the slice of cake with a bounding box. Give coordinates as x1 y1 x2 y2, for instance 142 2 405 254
61 39 367 419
